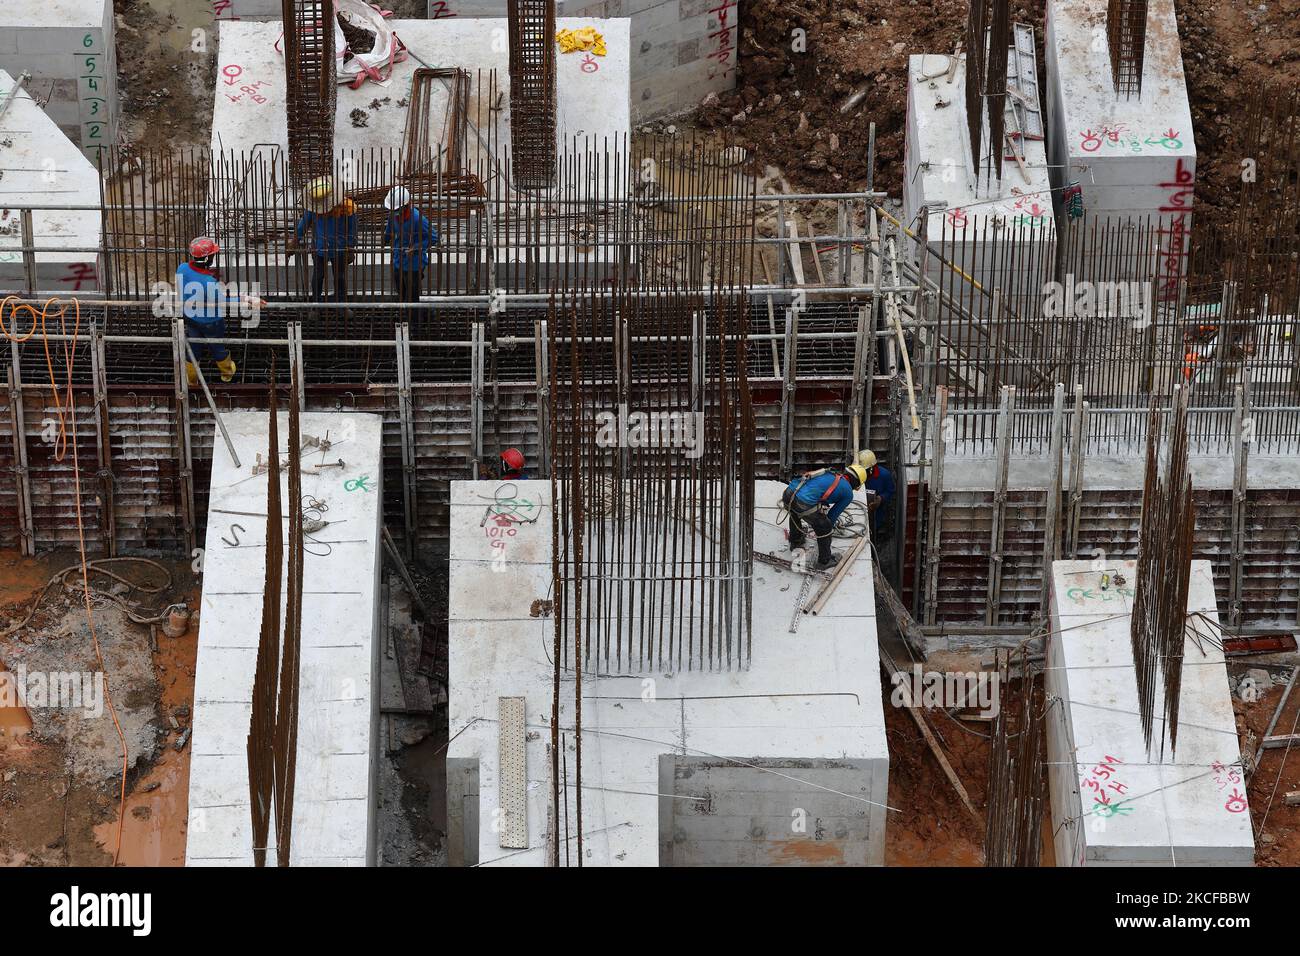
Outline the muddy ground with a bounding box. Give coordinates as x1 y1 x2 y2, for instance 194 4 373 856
110 0 1299 236
691 0 1300 237
0 548 447 868
0 553 197 866
1234 663 1300 867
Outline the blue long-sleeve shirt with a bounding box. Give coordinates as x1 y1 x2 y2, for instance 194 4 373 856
786 470 855 524
295 200 358 255
866 465 895 529
176 262 241 328
383 207 438 271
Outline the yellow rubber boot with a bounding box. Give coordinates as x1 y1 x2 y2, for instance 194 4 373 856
185 362 199 388
216 356 237 383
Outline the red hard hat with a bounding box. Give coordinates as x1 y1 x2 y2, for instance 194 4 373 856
501 448 525 471
189 236 220 259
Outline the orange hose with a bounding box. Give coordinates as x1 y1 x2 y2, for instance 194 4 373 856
1 296 128 865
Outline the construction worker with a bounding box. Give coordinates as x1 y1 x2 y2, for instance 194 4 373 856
289 175 357 302
858 449 896 536
176 237 263 387
480 447 528 480
782 461 869 571
498 448 527 480
382 186 439 316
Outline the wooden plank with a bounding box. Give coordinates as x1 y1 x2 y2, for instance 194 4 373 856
879 645 982 824
807 534 868 615
784 218 807 286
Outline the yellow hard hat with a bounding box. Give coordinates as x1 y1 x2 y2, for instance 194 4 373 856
304 175 338 211
847 463 868 487
858 449 877 471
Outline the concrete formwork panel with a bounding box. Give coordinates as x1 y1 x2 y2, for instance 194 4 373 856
185 411 385 867
1045 559 1254 866
445 479 889 866
0 69 102 292
0 0 118 163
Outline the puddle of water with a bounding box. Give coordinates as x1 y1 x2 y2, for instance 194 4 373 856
94 750 190 866
0 662 33 736
138 0 220 55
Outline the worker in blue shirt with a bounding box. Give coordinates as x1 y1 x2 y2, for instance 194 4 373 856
782 461 869 570
288 175 357 302
382 186 438 318
176 236 264 387
858 449 896 537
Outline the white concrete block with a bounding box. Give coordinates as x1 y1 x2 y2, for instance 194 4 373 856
212 19 630 163
1045 0 1196 290
446 480 889 866
185 411 385 867
0 1 108 30
0 69 102 288
1046 560 1254 866
903 51 1056 315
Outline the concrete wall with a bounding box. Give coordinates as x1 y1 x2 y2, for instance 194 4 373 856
424 0 737 121
658 756 887 866
1046 559 1254 866
211 0 735 119
1045 0 1195 294
426 0 736 120
185 411 385 866
903 52 1056 313
0 0 119 163
0 69 102 291
445 757 480 866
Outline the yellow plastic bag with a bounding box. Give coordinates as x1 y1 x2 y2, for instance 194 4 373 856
556 26 606 56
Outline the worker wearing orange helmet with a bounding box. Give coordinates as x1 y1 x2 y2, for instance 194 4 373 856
176 236 264 387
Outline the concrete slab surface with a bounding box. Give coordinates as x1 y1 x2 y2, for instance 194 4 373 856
446 479 889 866
186 411 384 867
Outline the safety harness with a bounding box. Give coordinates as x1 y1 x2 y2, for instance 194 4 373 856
786 468 844 518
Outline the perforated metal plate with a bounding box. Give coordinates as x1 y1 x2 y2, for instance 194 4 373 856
1006 23 1044 142
498 696 528 849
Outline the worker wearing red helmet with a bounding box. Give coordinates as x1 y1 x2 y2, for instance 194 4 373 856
499 447 527 480
176 237 263 387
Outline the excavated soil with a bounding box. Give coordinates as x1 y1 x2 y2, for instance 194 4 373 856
692 0 1300 236
0 558 199 867
1235 671 1300 867
694 0 1037 195
883 680 988 866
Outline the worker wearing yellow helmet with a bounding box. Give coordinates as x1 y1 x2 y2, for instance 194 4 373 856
782 460 870 571
857 449 896 537
288 175 358 302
